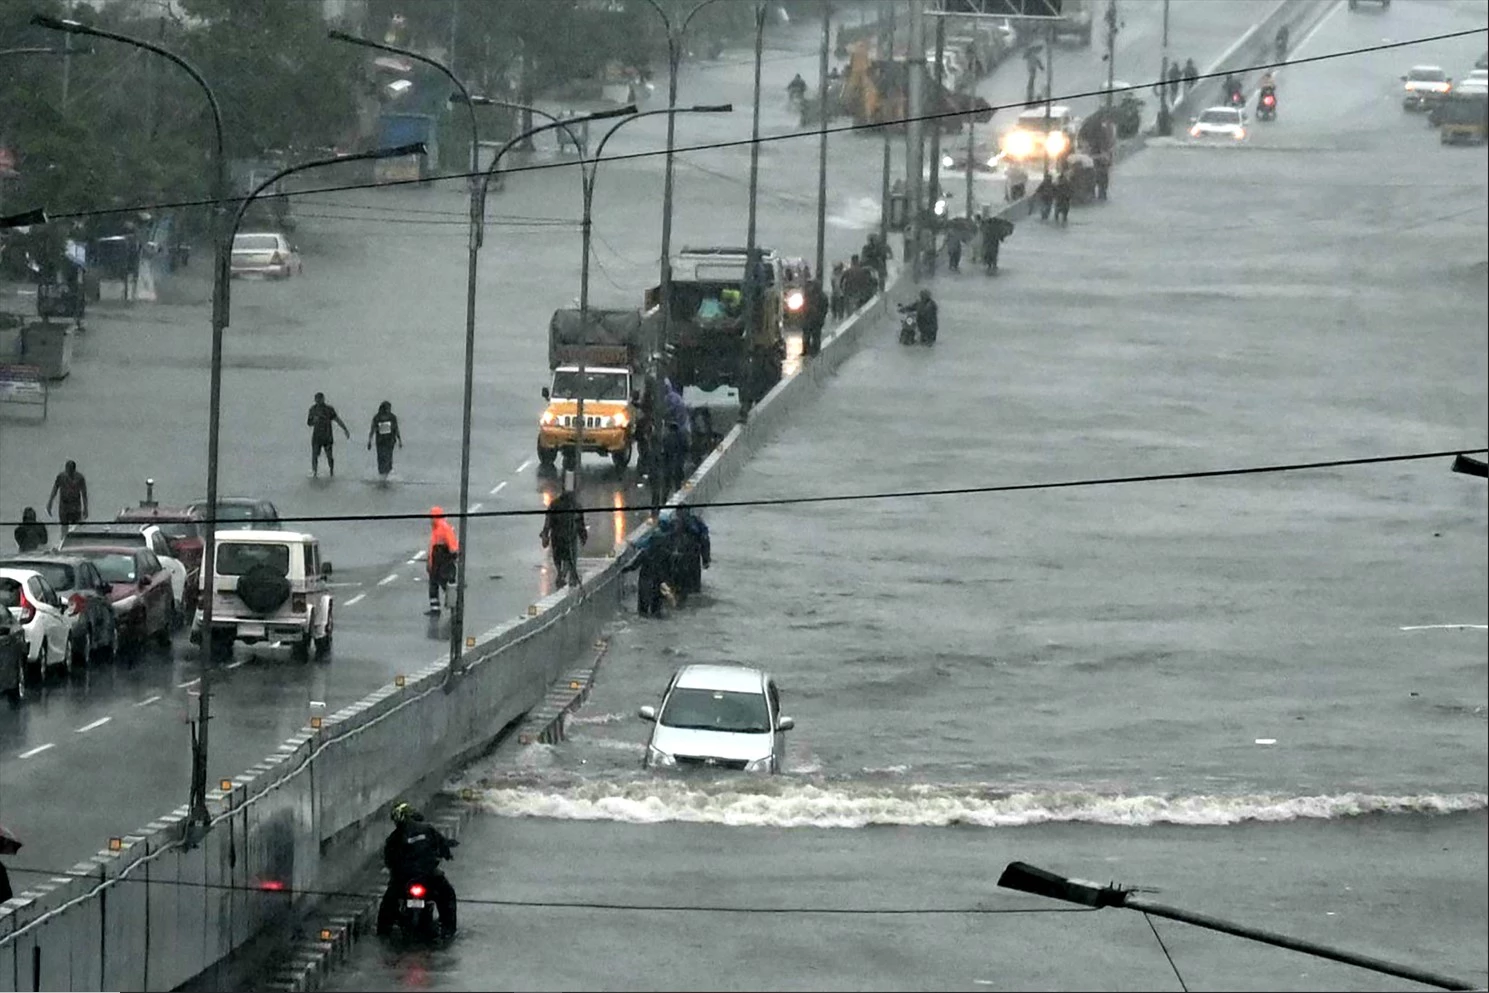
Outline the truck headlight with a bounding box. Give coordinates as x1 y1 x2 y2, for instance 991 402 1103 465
786 290 805 312
743 756 773 773
647 745 676 768
1003 130 1036 158
614 410 630 428
1045 131 1069 156
540 410 556 426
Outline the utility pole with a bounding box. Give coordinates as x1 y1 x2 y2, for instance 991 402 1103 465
1103 0 1119 109
60 33 71 110
742 0 765 413
878 4 895 248
1042 21 1054 178
925 13 945 275
447 0 460 80
963 116 974 220
905 0 925 280
1157 0 1172 135
813 0 829 287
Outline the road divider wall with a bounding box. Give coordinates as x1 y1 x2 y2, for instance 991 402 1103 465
1174 0 1333 124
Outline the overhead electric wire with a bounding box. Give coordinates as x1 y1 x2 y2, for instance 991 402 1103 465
0 860 1093 913
8 27 1483 228
2 449 1481 530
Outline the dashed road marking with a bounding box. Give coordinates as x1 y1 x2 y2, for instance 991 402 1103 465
19 743 55 759
471 502 484 512
136 694 162 708
489 481 508 496
1400 624 1488 631
516 459 534 474
177 678 200 689
226 658 249 669
378 574 399 587
346 593 367 607
412 550 427 561
76 717 112 733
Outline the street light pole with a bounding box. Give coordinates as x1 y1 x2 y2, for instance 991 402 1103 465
573 105 732 488
879 5 896 247
327 30 482 673
642 0 724 516
743 0 767 414
33 12 228 843
1157 0 1172 135
1103 0 1119 109
813 0 830 288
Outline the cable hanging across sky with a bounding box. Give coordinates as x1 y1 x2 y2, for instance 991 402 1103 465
3 26 1483 230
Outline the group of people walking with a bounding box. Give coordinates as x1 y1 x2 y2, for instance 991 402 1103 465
306 392 403 481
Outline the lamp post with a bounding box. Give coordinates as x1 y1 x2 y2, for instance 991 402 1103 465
814 0 830 289
327 30 483 672
997 862 1478 991
571 105 733 488
33 12 230 841
641 0 724 515
742 0 767 414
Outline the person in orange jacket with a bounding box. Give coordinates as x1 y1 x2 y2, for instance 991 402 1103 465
427 506 459 615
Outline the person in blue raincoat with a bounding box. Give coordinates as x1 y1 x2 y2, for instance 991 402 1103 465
671 505 711 597
622 513 676 616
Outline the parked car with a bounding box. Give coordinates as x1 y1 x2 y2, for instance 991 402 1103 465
68 547 175 654
60 522 191 618
183 497 282 530
0 567 74 680
638 664 794 773
0 553 119 667
114 503 205 607
190 529 333 662
230 231 302 279
0 607 26 702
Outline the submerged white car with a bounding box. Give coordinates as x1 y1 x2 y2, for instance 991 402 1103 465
639 664 794 773
1189 106 1248 141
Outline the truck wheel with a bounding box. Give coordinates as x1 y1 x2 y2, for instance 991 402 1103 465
611 443 633 470
537 446 558 467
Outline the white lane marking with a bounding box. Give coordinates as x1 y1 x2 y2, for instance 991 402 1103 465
346 593 367 607
471 503 484 512
412 550 427 561
76 717 112 733
19 743 55 759
489 481 508 496
1400 624 1488 632
178 678 200 689
516 459 534 474
226 658 249 670
1290 0 1343 62
378 573 399 586
136 694 162 708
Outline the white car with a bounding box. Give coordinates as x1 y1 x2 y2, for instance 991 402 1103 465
190 530 333 662
60 523 190 614
1189 106 1248 141
1401 65 1452 111
638 664 794 773
0 567 74 677
230 231 303 279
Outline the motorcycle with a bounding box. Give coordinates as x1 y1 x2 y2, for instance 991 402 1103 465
1257 88 1277 121
387 866 457 939
898 309 918 345
1226 87 1246 108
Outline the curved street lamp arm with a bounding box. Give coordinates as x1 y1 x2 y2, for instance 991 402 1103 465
0 46 91 57
479 106 635 200
586 106 725 199
228 144 426 239
328 31 479 174
470 97 592 168
32 15 224 197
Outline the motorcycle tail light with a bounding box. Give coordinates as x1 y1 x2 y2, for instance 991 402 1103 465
408 883 427 898
1263 95 1275 106
292 593 307 614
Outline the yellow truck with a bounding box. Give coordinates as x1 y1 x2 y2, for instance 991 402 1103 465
537 308 655 472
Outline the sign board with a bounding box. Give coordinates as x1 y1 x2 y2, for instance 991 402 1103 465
933 0 1065 17
0 364 47 419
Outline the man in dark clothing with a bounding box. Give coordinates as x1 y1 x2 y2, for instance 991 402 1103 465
1034 173 1056 221
829 261 846 319
1166 61 1183 102
1093 153 1111 202
912 289 938 343
1182 58 1199 94
980 217 1012 273
671 506 711 597
843 256 877 314
46 461 88 527
378 803 457 937
622 517 675 616
946 229 963 272
540 482 588 589
1054 173 1073 225
307 392 351 478
1024 47 1045 105
14 507 48 553
801 278 828 356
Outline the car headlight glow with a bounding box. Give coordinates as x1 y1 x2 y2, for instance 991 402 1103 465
941 154 954 169
786 290 805 311
743 756 773 773
933 198 947 216
1190 125 1203 137
647 745 676 768
1002 130 1036 159
1045 130 1070 156
1235 129 1245 140
540 410 556 426
613 410 629 427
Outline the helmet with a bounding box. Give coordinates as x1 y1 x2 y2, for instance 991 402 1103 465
391 802 415 824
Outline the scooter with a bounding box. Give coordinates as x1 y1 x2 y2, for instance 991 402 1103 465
1226 88 1246 108
1257 88 1277 121
898 310 918 345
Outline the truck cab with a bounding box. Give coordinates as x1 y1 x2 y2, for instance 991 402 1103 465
538 308 652 471
653 247 786 395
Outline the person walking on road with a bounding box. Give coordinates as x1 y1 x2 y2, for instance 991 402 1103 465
829 261 846 320
801 277 828 356
367 400 403 481
1034 172 1055 221
622 515 676 617
426 506 459 615
1024 46 1045 105
307 392 351 478
13 507 48 553
1166 61 1183 103
1093 153 1112 202
672 505 711 598
661 421 688 495
46 460 88 528
1182 58 1199 94
540 479 588 590
1054 172 1073 226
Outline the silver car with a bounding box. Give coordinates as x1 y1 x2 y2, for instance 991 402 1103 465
639 664 794 773
230 231 302 279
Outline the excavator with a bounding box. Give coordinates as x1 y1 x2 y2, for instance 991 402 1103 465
837 41 993 131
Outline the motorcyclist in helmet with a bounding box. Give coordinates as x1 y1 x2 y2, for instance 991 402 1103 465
787 73 807 104
377 802 458 937
1222 73 1243 104
897 289 939 344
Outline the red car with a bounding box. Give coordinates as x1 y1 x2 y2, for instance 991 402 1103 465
114 504 205 617
71 546 175 654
